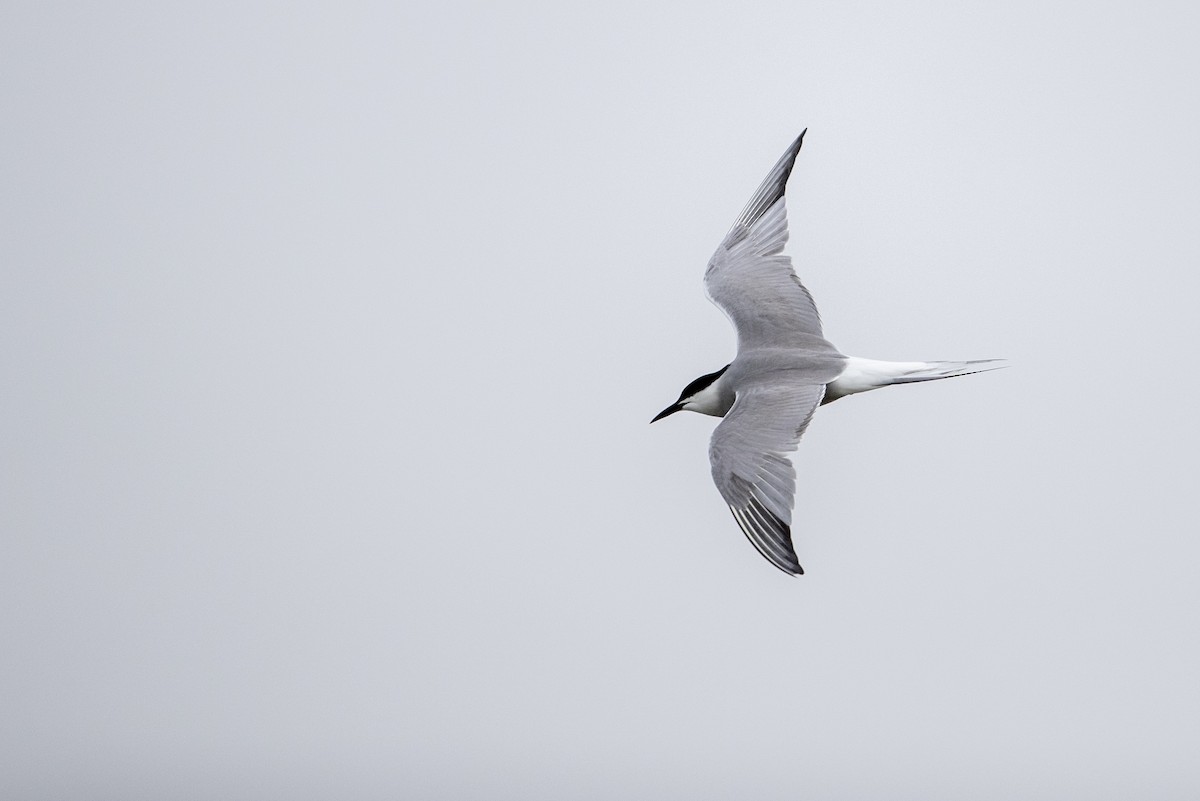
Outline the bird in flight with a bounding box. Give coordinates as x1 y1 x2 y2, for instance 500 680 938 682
652 131 1003 575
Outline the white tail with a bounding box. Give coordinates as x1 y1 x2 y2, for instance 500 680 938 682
824 357 1006 404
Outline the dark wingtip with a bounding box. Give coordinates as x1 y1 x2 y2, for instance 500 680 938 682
732 498 804 576
728 130 810 235
789 129 807 157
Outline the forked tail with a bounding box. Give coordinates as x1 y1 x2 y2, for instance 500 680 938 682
888 359 1007 384
823 357 1007 403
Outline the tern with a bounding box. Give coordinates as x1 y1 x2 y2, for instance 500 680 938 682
652 131 1003 576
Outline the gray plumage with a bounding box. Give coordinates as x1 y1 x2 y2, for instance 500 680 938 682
653 131 1004 576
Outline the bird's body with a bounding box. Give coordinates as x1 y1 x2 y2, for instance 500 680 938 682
652 131 1003 575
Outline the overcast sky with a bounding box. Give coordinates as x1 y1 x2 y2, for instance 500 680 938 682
3 2 1199 799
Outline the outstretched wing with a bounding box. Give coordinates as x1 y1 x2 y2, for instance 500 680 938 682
708 382 825 575
704 131 829 352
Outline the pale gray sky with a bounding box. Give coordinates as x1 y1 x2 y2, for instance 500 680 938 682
3 1 1199 799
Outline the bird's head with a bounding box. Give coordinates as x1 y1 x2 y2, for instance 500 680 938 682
651 364 730 422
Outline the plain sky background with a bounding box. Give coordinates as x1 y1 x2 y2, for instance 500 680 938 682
3 1 1199 798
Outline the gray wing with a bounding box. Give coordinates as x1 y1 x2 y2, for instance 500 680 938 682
708 382 825 575
704 131 828 352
